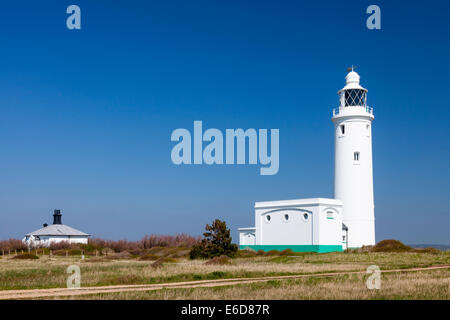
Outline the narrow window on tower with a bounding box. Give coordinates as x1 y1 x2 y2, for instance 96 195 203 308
354 152 360 161
340 125 345 134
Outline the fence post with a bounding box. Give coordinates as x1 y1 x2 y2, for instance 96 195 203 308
8 249 10 256
15 250 17 255
66 250 68 257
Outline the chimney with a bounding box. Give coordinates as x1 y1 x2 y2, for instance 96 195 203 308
43 223 48 227
53 209 62 224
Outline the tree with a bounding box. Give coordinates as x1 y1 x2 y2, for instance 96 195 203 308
189 219 238 259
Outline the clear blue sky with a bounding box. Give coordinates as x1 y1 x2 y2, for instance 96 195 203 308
0 1 449 244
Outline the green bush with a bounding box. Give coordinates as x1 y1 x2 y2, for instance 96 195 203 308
236 249 257 258
189 219 238 259
12 253 39 260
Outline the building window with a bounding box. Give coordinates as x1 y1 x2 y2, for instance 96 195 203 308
354 152 360 161
303 213 309 221
340 125 345 134
266 215 271 222
344 89 367 106
327 211 334 219
284 214 289 221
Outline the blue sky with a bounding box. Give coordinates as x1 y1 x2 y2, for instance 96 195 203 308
0 1 449 244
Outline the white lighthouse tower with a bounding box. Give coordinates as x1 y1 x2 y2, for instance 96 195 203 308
332 68 375 248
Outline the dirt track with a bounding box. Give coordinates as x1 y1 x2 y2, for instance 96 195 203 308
1 265 448 299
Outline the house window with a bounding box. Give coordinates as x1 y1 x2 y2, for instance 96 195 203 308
303 213 309 221
284 214 289 221
340 125 345 134
266 215 271 222
354 152 360 161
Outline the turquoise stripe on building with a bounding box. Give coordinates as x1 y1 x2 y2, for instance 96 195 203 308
239 245 343 253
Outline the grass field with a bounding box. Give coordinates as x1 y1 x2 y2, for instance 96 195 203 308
0 250 449 299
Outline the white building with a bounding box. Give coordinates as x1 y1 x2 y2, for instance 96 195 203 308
23 210 90 246
238 69 375 252
332 70 375 248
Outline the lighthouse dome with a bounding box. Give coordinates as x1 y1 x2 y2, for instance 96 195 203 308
345 71 360 84
338 70 367 93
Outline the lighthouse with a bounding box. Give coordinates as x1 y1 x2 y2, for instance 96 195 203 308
332 68 375 248
238 68 376 253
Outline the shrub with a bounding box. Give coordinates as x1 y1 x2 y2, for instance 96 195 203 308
49 241 73 250
105 251 133 260
236 249 257 258
140 234 201 249
12 253 39 260
189 243 206 259
0 233 201 257
139 254 159 261
265 250 281 256
0 239 27 252
206 271 229 279
415 247 440 254
372 240 413 252
279 249 295 256
189 219 238 259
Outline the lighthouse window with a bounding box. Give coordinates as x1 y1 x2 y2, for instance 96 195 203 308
354 152 360 161
284 214 289 221
266 215 271 222
340 125 345 134
345 89 366 107
303 213 309 221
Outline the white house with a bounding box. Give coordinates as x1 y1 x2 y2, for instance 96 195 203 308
23 210 90 246
238 69 375 252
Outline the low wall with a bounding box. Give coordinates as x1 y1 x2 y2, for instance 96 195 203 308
240 245 343 253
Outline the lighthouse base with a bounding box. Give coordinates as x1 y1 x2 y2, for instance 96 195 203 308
343 219 375 248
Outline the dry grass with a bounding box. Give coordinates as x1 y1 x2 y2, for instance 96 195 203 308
64 269 449 300
0 251 448 299
204 256 231 265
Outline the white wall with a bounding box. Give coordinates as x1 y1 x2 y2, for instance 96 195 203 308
239 228 256 245
333 107 375 247
256 208 313 245
23 235 89 247
252 198 343 247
